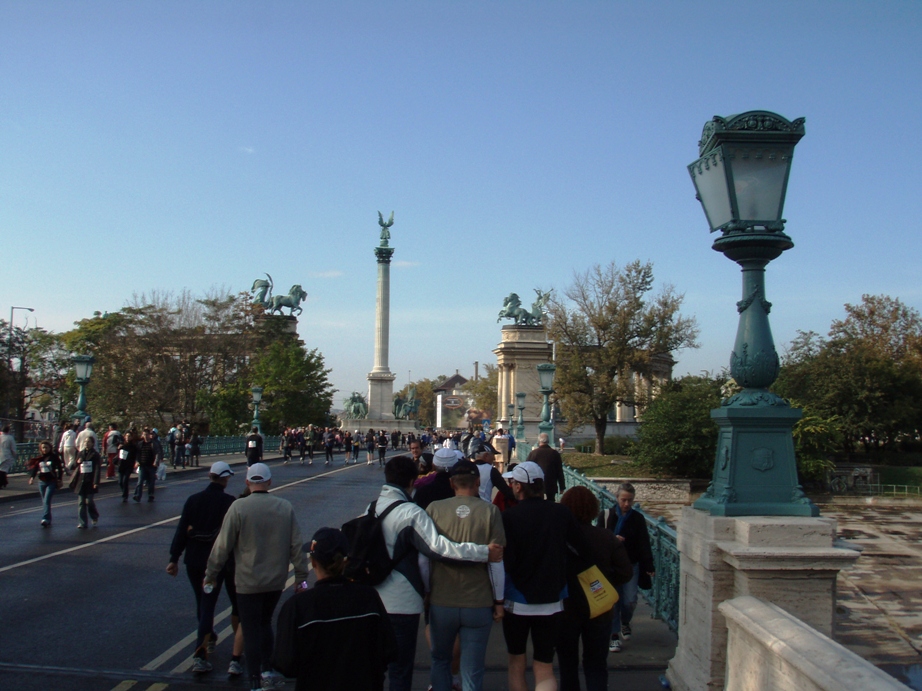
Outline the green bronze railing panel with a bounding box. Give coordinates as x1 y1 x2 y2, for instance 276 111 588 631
562 464 679 633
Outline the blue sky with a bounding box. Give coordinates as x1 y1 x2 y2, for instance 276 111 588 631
3 1 921 404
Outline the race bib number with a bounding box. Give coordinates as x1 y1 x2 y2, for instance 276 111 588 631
39 461 52 474
119 449 129 460
80 461 93 474
248 440 257 448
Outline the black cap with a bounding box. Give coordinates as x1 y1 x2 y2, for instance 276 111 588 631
307 527 350 564
449 459 480 477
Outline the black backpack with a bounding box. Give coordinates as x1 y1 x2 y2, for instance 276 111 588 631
341 499 406 586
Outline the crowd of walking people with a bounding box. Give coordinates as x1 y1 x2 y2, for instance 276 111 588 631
7 418 655 691
165 430 653 691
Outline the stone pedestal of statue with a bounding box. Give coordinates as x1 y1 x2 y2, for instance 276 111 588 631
493 325 552 442
665 507 860 691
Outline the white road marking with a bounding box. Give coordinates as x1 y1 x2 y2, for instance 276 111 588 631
0 463 355 575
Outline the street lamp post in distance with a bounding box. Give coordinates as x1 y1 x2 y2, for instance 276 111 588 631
687 110 817 517
251 386 264 434
6 306 34 437
72 354 95 424
536 363 556 444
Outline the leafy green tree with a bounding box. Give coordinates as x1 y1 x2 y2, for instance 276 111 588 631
775 295 922 452
250 339 335 433
546 260 699 455
461 364 498 420
631 374 721 477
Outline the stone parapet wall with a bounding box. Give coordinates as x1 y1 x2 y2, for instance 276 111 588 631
719 596 910 690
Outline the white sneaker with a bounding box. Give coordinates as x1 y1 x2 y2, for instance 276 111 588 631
261 670 285 688
609 635 622 653
192 657 213 673
228 659 244 676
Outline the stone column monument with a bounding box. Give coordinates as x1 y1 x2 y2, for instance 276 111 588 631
367 212 398 421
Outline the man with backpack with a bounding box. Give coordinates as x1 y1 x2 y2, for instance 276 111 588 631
345 455 503 691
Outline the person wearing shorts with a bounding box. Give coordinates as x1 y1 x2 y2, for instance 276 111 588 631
500 462 593 691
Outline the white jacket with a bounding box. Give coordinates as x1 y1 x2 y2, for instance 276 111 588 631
372 483 489 615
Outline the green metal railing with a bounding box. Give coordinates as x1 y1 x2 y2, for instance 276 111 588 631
13 435 282 473
562 465 680 633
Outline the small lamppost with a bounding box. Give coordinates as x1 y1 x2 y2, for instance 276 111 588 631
536 363 556 442
506 403 514 432
73 354 95 423
515 392 526 442
251 386 264 434
687 110 816 517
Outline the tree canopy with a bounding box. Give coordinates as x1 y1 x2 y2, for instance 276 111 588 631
774 294 922 452
546 260 699 454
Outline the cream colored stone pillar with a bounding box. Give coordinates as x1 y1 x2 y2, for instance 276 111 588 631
665 507 860 691
493 326 552 441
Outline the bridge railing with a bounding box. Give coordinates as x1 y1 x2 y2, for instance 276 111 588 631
12 435 283 473
562 464 679 633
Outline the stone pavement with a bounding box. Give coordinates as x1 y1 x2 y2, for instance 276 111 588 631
408 598 675 690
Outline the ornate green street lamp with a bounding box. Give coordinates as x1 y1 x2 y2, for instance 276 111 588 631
536 363 556 441
72 354 95 423
515 392 526 442
687 110 817 517
251 386 264 434
506 403 515 432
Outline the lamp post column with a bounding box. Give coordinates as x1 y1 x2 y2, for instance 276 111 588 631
515 392 526 443
251 386 264 434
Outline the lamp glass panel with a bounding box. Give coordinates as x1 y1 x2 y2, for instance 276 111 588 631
689 150 733 231
74 357 92 380
728 146 791 222
251 387 263 403
537 365 555 390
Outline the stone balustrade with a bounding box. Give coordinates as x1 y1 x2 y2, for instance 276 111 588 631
719 596 910 690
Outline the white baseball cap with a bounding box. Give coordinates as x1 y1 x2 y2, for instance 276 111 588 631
246 462 272 482
502 461 545 484
210 461 234 478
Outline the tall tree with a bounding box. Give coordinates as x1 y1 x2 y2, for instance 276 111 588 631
774 295 922 452
249 338 336 433
546 260 699 455
461 364 498 421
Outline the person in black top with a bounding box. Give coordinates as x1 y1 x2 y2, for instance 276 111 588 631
273 527 397 691
244 427 263 466
134 428 158 502
500 461 593 691
116 430 138 502
72 436 102 529
526 433 566 501
27 440 64 527
599 482 654 653
166 461 238 674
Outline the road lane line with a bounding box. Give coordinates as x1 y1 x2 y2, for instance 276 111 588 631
0 463 357 574
169 623 234 675
166 572 300 674
144 684 169 691
109 682 137 691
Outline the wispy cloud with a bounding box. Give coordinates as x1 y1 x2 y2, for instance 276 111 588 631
311 270 343 279
238 146 256 154
392 260 420 268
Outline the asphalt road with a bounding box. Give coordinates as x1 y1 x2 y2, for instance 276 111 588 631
0 451 674 691
0 454 391 691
